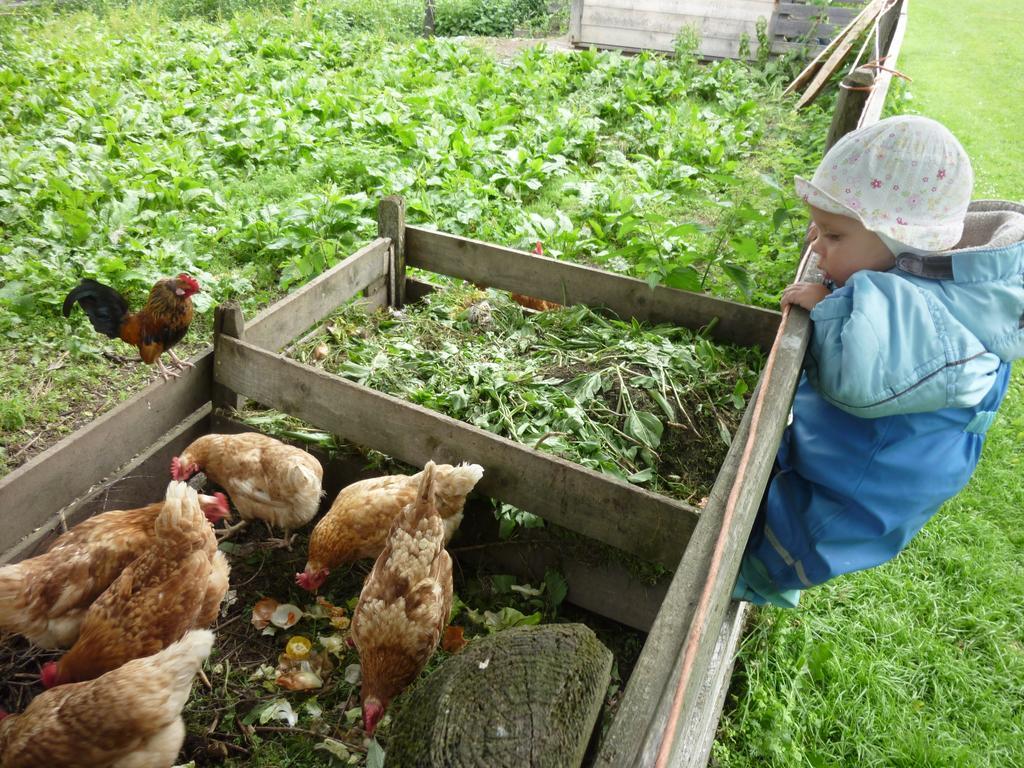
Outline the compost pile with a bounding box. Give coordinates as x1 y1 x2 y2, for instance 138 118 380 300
288 282 764 508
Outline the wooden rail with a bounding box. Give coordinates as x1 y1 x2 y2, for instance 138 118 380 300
0 238 390 553
213 334 699 570
598 1 910 763
405 227 782 353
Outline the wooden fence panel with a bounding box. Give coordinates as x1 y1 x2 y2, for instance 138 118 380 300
0 238 389 552
405 227 781 352
213 335 699 569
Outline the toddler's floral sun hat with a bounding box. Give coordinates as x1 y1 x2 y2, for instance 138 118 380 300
795 115 973 252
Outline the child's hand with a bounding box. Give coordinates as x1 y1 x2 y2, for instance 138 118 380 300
781 281 830 311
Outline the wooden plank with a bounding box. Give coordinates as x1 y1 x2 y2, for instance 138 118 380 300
244 237 389 351
377 196 406 308
212 303 245 412
213 335 699 570
405 276 438 304
569 0 584 42
596 306 811 766
585 0 772 15
677 602 748 767
783 0 883 96
859 0 909 126
581 7 769 38
406 226 780 352
454 508 668 632
578 24 748 54
0 352 214 550
774 3 859 24
1 405 211 565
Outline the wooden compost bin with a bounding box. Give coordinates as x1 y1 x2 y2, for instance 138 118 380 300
0 1 908 763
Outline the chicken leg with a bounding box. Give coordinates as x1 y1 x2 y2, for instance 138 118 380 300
167 348 195 372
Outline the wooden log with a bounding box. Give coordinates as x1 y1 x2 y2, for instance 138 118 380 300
825 69 876 150
387 624 612 768
377 196 407 308
212 303 245 413
212 335 699 569
405 226 781 352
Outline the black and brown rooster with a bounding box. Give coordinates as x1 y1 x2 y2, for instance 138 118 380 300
63 273 201 380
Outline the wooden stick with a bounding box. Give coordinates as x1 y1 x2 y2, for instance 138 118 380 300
793 0 888 108
783 0 886 96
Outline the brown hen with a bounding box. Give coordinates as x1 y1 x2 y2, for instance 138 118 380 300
172 432 324 547
296 462 482 592
0 630 214 768
350 460 453 735
42 482 229 687
0 493 228 649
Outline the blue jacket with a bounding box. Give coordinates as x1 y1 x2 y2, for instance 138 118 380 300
736 201 1024 607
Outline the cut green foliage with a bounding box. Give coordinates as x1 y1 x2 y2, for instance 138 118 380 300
290 282 764 505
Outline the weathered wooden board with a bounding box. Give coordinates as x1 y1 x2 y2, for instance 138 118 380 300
0 355 215 551
0 239 390 552
596 308 810 766
244 238 389 351
0 406 212 565
570 0 775 58
213 335 699 570
858 0 909 127
454 505 669 632
770 1 862 54
405 227 781 352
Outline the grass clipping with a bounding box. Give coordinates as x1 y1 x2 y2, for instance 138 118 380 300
289 282 764 506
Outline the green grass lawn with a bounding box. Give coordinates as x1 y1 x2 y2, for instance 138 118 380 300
715 2 1024 765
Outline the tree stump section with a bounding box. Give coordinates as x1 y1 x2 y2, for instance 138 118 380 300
386 624 613 767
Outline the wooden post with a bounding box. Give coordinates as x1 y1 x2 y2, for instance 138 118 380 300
824 69 875 150
213 302 245 413
378 196 407 308
423 0 435 38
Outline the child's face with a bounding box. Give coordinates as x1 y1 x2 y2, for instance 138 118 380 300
808 206 894 287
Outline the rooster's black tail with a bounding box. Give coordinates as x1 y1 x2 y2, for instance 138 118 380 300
62 278 129 339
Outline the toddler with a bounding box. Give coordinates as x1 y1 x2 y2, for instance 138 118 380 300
735 115 1024 607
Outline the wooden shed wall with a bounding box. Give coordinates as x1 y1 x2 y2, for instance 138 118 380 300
569 0 776 60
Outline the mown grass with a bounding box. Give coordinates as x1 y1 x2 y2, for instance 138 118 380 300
715 2 1024 765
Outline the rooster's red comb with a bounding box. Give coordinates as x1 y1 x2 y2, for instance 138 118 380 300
176 273 201 293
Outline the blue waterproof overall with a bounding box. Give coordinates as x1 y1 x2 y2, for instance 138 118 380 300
735 201 1024 607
